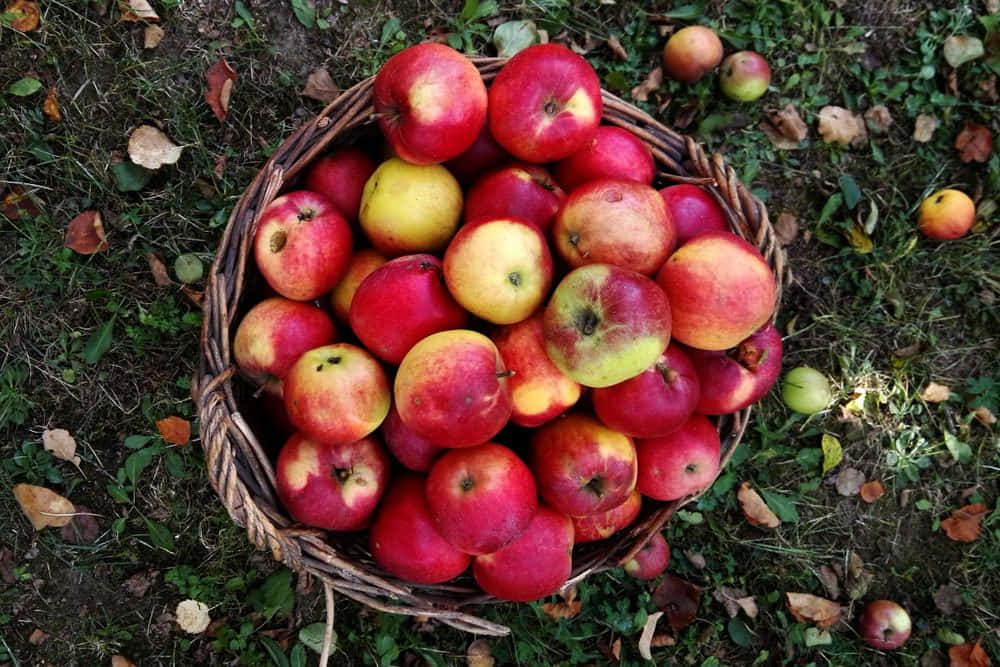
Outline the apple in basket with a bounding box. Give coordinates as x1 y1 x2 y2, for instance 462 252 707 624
685 322 783 415
659 184 731 245
463 163 565 233
303 147 377 222
329 248 387 323
553 125 655 191
379 405 444 473
572 489 642 543
635 414 722 501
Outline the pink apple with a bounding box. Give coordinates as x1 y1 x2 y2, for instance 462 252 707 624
719 51 772 102
329 249 388 323
303 148 377 221
623 532 670 579
380 404 444 473
685 323 783 415
573 490 642 543
444 122 509 186
553 125 655 191
464 163 565 233
659 184 731 245
858 600 912 650
635 415 721 501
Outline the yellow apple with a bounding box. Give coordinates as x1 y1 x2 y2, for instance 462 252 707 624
917 188 975 240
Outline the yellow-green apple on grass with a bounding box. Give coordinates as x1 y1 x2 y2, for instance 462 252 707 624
543 264 672 388
492 313 581 428
592 343 700 438
531 413 637 517
275 433 390 531
781 366 832 415
443 217 553 325
303 148 377 222
719 51 772 102
253 190 353 301
329 249 387 323
349 254 467 364
635 415 721 501
394 330 513 447
373 43 487 165
686 323 783 415
553 179 676 276
918 188 976 240
572 489 642 543
553 125 655 191
444 123 509 186
659 184 731 245
488 43 602 163
657 232 775 351
858 600 912 650
380 405 444 473
425 442 538 555
661 25 723 84
464 163 565 233
233 297 337 394
359 158 463 255
472 505 574 602
283 344 390 445
369 473 470 584
623 532 670 580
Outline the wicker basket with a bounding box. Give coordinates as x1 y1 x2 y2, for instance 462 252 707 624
195 57 787 647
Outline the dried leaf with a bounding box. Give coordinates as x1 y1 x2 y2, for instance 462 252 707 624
630 66 662 102
736 596 758 619
13 484 75 530
176 599 211 634
65 210 109 254
0 547 14 584
205 58 237 123
894 343 922 358
940 503 988 543
955 122 993 163
42 428 82 468
817 106 866 146
738 482 780 529
143 24 164 48
773 212 799 245
42 87 62 122
607 34 628 60
111 657 138 667
301 68 340 104
5 0 39 31
859 480 885 503
713 587 748 618
59 503 100 543
943 36 985 68
835 467 866 496
28 628 48 645
844 222 874 253
934 584 964 614
466 639 495 667
760 120 801 149
147 252 172 286
978 75 998 103
921 381 952 403
123 569 158 598
128 124 183 169
863 105 893 133
652 574 702 631
1 186 42 220
785 592 842 629
683 549 706 569
769 104 809 142
541 599 582 619
637 611 663 661
948 639 991 667
845 551 874 600
913 114 938 142
157 416 191 445
651 634 675 647
973 406 997 426
120 0 158 21
673 99 699 130
817 565 840 599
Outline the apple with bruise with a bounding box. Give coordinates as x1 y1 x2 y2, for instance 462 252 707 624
918 188 976 240
685 323 783 415
380 404 444 473
623 532 670 579
635 415 721 501
659 184 730 245
661 25 723 84
719 51 772 102
330 249 387 322
553 125 655 191
572 489 642 543
303 148 377 221
464 163 565 233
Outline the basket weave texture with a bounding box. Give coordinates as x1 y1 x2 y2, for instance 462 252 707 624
196 57 788 637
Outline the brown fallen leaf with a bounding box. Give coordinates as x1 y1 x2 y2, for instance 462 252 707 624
940 503 988 543
111 657 138 667
43 87 61 122
597 637 622 664
143 24 164 48
301 68 340 104
921 381 952 403
147 252 172 286
607 34 628 61
2 186 42 220
59 503 100 543
948 639 991 667
759 121 801 150
157 416 191 445
768 104 809 142
973 406 996 426
835 468 866 496
205 58 237 122
5 0 40 31
683 549 706 569
737 482 780 528
955 121 993 163
0 547 15 584
466 639 494 667
128 124 183 169
652 574 702 631
65 211 108 254
817 105 866 146
120 0 158 21
42 428 82 469
863 105 893 133
123 569 159 597
934 584 963 614
673 99 699 130
913 114 938 142
630 66 662 102
28 628 48 645
978 75 998 104
943 35 985 68
785 592 841 629
859 480 885 503
817 565 840 599
541 598 582 619
637 611 663 660
845 551 874 600
774 212 799 245
14 484 75 530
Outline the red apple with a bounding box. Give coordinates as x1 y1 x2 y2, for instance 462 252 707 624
488 43 602 163
553 125 655 191
349 254 467 364
425 442 538 555
394 330 513 447
380 404 444 473
623 532 670 579
543 264 672 388
531 413 637 517
444 122 509 186
635 415 721 501
719 51 772 102
656 232 775 351
464 163 565 233
275 432 390 531
659 184 731 245
858 600 912 650
473 505 574 602
661 25 723 84
283 344 391 445
573 489 642 543
553 179 675 275
373 43 487 165
329 249 388 323
369 473 470 584
685 323 783 415
592 343 700 438
918 188 976 240
253 190 353 301
303 148 377 221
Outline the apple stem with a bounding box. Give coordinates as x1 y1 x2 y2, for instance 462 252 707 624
655 362 679 385
496 369 515 379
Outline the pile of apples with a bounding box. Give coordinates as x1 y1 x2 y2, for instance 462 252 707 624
233 42 782 603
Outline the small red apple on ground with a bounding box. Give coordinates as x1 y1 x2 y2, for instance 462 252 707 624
303 148 377 221
685 323 783 415
719 51 772 102
623 532 670 579
330 249 387 323
464 163 565 233
858 600 912 650
636 415 721 501
659 184 731 245
573 490 642 543
918 188 976 240
553 125 655 191
380 405 444 473
662 25 723 84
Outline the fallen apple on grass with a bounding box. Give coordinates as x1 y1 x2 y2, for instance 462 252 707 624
917 188 976 240
858 600 912 650
661 25 723 84
719 51 772 102
781 365 833 415
623 532 670 580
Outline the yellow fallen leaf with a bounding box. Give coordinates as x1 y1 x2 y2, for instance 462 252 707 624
143 24 164 48
921 381 951 403
637 610 664 660
737 482 780 529
821 433 842 474
14 484 75 530
785 592 841 629
817 105 866 146
42 428 81 469
128 124 183 169
42 86 61 122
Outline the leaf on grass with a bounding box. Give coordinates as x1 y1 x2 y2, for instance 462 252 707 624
845 551 874 600
541 586 581 620
157 416 191 445
630 66 662 102
637 611 663 661
817 565 840 599
59 503 100 543
817 106 866 146
943 36 985 67
143 24 164 48
290 0 315 28
205 58 237 123
128 124 183 169
147 252 172 286
42 428 81 468
921 381 952 402
737 482 780 529
14 484 75 530
863 105 893 133
120 0 159 21
28 628 47 645
42 86 61 122
934 584 963 614
859 480 885 503
0 547 15 584
466 639 495 667
492 19 538 58
83 318 114 365
944 431 972 463
761 104 808 149
973 406 997 426
774 212 798 245
913 114 938 142
176 599 211 634
803 627 833 646
607 34 628 60
821 433 843 474
8 76 43 97
111 657 137 667
4 0 39 31
652 574 702 631
940 503 988 543
948 639 991 667
955 121 993 163
65 210 108 254
785 592 841 629
301 68 339 103
835 467 866 496
112 161 152 192
2 186 42 220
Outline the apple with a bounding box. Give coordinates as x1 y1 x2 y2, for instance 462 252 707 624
233 297 337 393
473 505 574 602
303 148 377 221
444 122 509 186
553 125 655 191
488 43 602 163
659 184 731 245
253 190 353 301
380 404 444 473
685 323 783 415
283 343 390 445
623 532 670 579
359 158 463 256
635 415 721 501
425 442 538 555
553 179 675 276
443 217 554 325
329 249 387 323
592 343 700 438
369 473 470 584
719 51 772 102
349 254 468 364
531 413 637 517
918 188 976 240
661 25 724 84
781 366 832 415
275 432 390 532
394 330 513 447
858 600 912 650
573 489 642 543
373 43 487 165
492 313 581 428
543 264 672 388
464 163 565 233
656 232 775 351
